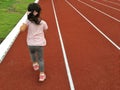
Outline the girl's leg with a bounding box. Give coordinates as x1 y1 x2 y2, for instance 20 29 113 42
29 46 46 81
37 46 46 81
28 46 37 63
28 46 39 71
37 46 44 72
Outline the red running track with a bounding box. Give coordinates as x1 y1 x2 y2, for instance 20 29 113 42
0 0 120 90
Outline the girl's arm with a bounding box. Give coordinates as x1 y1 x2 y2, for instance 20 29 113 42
20 23 28 32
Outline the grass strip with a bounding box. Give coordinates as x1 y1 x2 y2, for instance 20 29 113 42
0 0 34 40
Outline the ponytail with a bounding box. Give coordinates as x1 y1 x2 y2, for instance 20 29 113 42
27 3 41 24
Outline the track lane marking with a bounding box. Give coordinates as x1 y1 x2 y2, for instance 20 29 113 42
103 0 120 6
65 0 120 50
78 0 120 23
91 0 120 12
51 0 75 90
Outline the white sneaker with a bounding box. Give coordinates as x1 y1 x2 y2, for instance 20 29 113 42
39 73 46 82
33 63 39 71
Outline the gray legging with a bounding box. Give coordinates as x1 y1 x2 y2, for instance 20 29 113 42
28 46 44 72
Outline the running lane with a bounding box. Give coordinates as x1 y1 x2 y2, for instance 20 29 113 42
68 0 120 47
83 0 120 20
0 0 70 90
54 0 120 89
97 0 120 9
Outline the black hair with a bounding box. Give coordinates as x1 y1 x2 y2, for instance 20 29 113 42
27 3 41 24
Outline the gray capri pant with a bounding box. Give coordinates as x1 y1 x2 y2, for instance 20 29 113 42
28 46 44 72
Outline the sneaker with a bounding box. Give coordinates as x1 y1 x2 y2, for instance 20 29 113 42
39 73 46 82
33 63 39 71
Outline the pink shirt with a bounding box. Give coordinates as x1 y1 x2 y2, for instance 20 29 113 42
25 20 48 46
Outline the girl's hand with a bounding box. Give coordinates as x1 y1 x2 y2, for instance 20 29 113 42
20 23 28 32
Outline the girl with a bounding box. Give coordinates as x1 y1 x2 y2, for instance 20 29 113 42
20 3 48 82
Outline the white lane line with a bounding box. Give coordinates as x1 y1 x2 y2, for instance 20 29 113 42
65 0 120 50
51 0 75 90
91 0 120 12
103 0 120 6
78 0 120 23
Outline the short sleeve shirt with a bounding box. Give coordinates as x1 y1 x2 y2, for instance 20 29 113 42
25 19 48 46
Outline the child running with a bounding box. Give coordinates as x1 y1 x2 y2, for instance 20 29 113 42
20 3 48 82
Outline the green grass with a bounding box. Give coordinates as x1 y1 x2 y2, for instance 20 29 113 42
0 0 34 39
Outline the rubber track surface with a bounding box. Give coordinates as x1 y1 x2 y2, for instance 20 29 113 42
0 0 120 90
